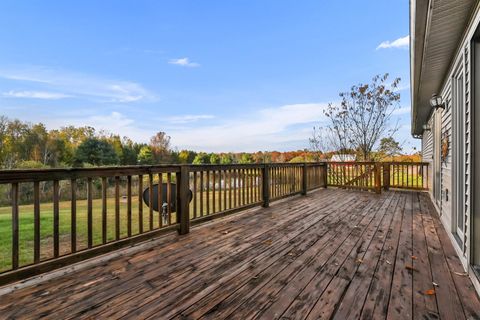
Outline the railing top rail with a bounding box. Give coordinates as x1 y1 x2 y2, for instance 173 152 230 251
0 162 328 183
328 161 429 166
0 165 182 184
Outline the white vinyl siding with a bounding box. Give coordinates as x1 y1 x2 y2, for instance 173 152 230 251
422 116 434 198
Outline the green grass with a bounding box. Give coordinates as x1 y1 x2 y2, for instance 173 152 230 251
0 185 269 272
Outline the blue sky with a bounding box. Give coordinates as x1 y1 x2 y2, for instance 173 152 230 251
0 0 417 152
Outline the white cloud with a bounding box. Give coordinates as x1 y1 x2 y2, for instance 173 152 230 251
40 103 327 151
168 57 200 67
0 66 156 103
168 103 329 152
166 114 214 124
44 111 152 142
376 35 409 50
1 90 71 100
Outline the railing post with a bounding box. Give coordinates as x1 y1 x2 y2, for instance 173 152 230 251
177 165 190 235
302 163 308 195
262 164 270 207
323 163 328 188
383 163 390 191
374 163 382 194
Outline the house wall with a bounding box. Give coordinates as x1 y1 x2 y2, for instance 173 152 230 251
420 3 480 293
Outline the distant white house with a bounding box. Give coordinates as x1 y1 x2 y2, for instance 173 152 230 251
330 154 356 162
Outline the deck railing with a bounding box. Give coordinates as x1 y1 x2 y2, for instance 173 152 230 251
0 161 426 285
0 162 326 284
327 161 429 192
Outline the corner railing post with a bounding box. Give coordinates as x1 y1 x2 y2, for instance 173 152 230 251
262 164 270 207
302 163 308 195
374 163 382 194
177 165 190 235
323 163 328 188
383 163 390 191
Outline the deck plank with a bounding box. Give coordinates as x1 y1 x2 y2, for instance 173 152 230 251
386 191 414 319
197 192 378 320
0 189 479 320
412 192 439 319
424 193 480 319
421 194 466 320
329 192 401 319
257 192 392 319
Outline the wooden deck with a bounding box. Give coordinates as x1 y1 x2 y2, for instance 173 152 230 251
0 189 479 319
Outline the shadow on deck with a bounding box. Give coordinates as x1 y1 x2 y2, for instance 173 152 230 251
0 189 479 319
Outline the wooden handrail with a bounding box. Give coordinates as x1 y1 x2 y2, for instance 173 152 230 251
0 162 327 285
0 161 428 285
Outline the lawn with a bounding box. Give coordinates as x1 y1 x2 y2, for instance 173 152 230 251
0 185 266 272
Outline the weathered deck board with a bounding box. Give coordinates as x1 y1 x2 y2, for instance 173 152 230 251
0 189 479 320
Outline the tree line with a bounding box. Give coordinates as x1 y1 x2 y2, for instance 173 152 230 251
0 115 332 170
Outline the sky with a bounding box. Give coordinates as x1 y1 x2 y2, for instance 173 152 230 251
0 0 418 153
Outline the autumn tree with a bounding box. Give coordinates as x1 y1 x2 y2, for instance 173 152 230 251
378 137 402 161
323 74 400 160
239 153 253 164
137 145 155 165
150 131 171 163
192 152 210 164
220 153 234 164
209 153 220 164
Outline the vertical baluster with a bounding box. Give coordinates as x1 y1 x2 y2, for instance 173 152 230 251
71 179 77 253
102 177 107 244
149 174 154 230
397 164 400 187
242 169 246 205
245 168 249 204
11 183 19 270
231 170 235 208
138 175 143 233
233 169 237 206
218 170 222 211
253 168 261 202
253 168 257 201
193 171 197 219
275 167 278 198
416 164 419 189
200 171 204 216
53 180 60 257
167 172 172 224
127 176 132 236
270 167 274 199
406 165 410 188
296 166 299 191
278 167 281 196
228 170 232 209
246 168 250 203
158 173 163 227
223 170 227 210
33 181 40 263
212 170 216 213
115 176 120 240
87 178 93 249
206 171 210 215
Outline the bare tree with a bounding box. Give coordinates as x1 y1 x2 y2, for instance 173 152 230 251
309 126 329 161
324 74 401 160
